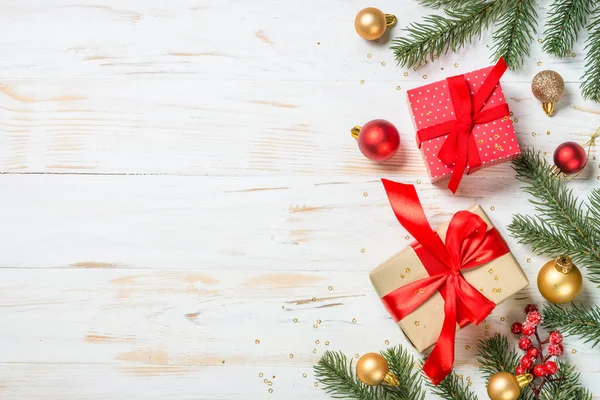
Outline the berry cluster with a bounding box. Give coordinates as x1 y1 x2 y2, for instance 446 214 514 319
511 304 563 395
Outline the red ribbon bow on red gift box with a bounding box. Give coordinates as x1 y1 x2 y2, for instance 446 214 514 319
416 58 509 193
380 179 510 385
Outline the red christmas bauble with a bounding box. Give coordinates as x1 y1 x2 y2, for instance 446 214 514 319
553 141 587 174
355 119 400 161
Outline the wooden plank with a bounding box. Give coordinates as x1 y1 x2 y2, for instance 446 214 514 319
1 80 598 174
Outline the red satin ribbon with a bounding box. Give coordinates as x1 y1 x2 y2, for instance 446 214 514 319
416 58 509 193
380 179 510 385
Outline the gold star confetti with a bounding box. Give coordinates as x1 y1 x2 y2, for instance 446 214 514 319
361 248 366 253
546 130 551 135
314 382 319 387
441 67 444 70
367 53 372 59
538 38 543 43
494 275 499 281
221 360 225 364
303 373 307 378
572 53 576 58
312 297 317 302
503 116 510 121
465 345 471 350
317 42 321 45
488 268 494 274
423 74 428 79
485 331 490 336
289 353 294 359
363 192 368 197
405 268 411 273
273 375 276 379
510 111 514 116
485 324 490 329
259 372 264 377
514 117 519 123
400 274 405 279
417 179 422 184
352 318 357 323
255 339 260 344
414 321 420 326
413 66 418 71
312 348 317 353
317 319 322 324
532 132 537 137
572 349 577 354
490 206 495 211
527 258 532 263
385 340 390 345
454 63 459 68
537 61 543 66
315 340 320 344
381 61 386 66
325 341 330 346
404 72 409 77
492 288 502 293
268 388 273 394
293 318 298 323
268 381 272 386
500 317 506 322
328 285 333 291
360 80 365 84
396 85 401 91
405 235 410 240
313 324 318 329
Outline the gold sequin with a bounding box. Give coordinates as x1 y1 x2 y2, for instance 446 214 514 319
268 388 273 394
317 319 322 324
465 345 471 350
572 53 576 58
315 340 320 344
317 42 321 45
361 248 366 253
381 61 386 66
478 139 484 144
314 382 319 387
400 274 405 279
313 348 317 353
493 134 500 140
268 381 272 386
328 285 333 291
384 340 390 345
221 360 225 364
546 130 551 135
354 353 360 358
352 318 357 323
417 179 422 184
303 373 307 378
325 341 330 346
572 349 577 354
423 74 428 79
405 268 411 273
255 339 261 344
363 192 368 197
500 317 506 322
404 72 409 77
537 61 542 66
527 258 531 263
485 324 490 329
492 288 502 293
488 268 494 274
532 132 537 137
426 111 432 116
313 324 318 328
494 275 499 281
293 318 298 323
538 38 543 43
360 80 365 84
490 206 495 211
485 331 490 336
312 297 316 302
414 321 420 326
405 235 410 240
514 117 519 123
454 63 459 68
259 372 264 377
503 116 509 121
367 53 372 59
396 85 401 91
289 353 294 359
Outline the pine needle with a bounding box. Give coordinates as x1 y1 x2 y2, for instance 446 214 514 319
426 370 479 400
491 0 538 69
581 12 600 102
392 0 503 68
538 361 593 400
542 0 595 57
542 303 600 348
417 0 478 9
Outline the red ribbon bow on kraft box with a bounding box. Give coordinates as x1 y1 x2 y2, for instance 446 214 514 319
369 180 528 384
407 58 521 193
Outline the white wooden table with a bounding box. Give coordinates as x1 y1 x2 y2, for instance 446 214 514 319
0 1 599 398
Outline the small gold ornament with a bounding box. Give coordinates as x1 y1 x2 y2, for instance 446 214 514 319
487 372 533 400
531 70 565 116
354 8 397 41
356 353 399 386
538 255 583 304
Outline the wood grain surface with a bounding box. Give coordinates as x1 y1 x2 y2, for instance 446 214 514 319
0 0 599 399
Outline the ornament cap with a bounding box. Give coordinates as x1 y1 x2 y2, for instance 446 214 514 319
542 102 555 117
383 371 400 386
516 373 534 388
555 255 575 274
351 126 362 139
385 14 397 27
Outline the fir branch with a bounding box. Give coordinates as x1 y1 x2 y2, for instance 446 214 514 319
581 12 600 102
426 370 479 400
538 361 592 400
392 0 503 68
542 303 600 348
477 334 535 400
417 0 478 9
508 148 600 285
508 214 581 259
381 347 426 400
491 0 538 69
542 0 595 57
314 351 379 400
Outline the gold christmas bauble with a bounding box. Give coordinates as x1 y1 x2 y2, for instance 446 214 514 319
354 8 396 40
487 372 532 400
531 70 565 116
356 353 399 386
538 255 583 304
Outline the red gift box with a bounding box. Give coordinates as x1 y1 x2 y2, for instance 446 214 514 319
407 59 520 192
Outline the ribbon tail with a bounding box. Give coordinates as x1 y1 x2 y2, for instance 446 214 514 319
423 275 457 385
446 127 470 194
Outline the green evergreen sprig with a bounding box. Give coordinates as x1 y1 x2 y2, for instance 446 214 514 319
417 0 477 9
491 0 538 69
581 12 600 102
539 361 593 400
313 347 426 400
543 0 595 57
542 303 600 348
426 370 479 400
391 0 504 68
508 148 600 285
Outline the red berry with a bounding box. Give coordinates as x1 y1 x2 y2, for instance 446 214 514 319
519 337 533 351
525 304 539 314
527 310 542 326
511 322 523 334
534 364 546 377
521 356 533 369
527 347 540 359
521 321 536 336
548 343 564 356
544 361 558 375
515 365 525 375
549 331 563 344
